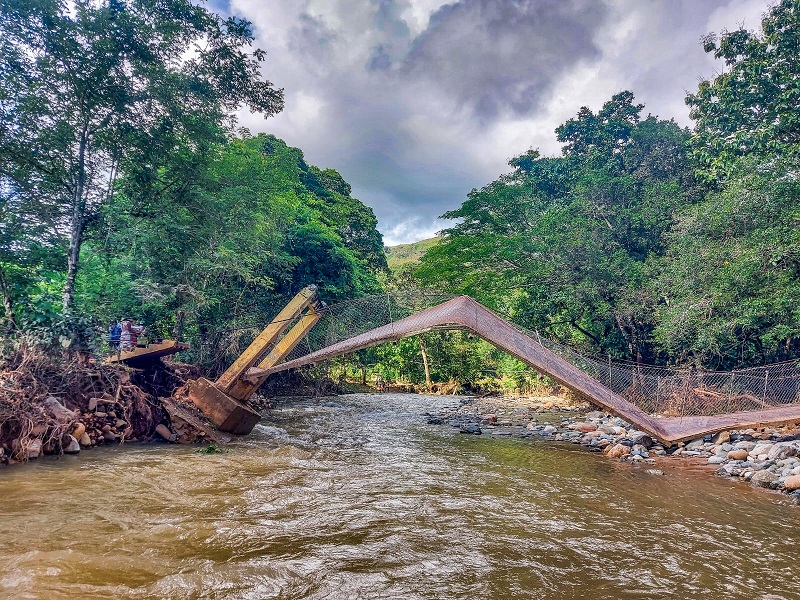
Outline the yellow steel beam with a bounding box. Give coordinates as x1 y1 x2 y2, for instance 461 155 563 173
227 307 322 401
215 286 317 392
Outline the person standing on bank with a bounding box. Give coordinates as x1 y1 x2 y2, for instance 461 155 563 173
109 319 122 349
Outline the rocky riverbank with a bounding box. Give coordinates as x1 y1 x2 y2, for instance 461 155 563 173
0 346 221 465
426 395 800 501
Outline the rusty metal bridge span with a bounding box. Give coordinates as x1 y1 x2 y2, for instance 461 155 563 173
259 291 800 444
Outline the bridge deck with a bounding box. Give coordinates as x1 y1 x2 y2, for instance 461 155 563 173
267 296 800 444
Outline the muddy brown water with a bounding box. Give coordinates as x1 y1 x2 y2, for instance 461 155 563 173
1 393 799 599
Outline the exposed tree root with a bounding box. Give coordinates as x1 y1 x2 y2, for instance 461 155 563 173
0 343 209 463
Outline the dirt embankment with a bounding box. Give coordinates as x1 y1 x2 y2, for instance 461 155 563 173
0 345 217 464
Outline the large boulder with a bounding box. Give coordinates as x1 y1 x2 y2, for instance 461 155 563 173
43 397 76 423
750 470 779 488
727 449 749 461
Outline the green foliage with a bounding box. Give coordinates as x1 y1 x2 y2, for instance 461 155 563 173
687 0 800 181
652 156 800 367
73 133 385 372
196 444 228 454
0 0 284 313
385 238 440 271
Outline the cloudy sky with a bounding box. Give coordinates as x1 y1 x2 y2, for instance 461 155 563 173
226 0 770 245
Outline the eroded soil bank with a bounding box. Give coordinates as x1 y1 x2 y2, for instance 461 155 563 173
0 347 218 463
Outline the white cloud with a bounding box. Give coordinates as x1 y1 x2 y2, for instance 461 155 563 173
229 0 771 245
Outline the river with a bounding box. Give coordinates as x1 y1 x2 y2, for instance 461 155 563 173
1 393 799 599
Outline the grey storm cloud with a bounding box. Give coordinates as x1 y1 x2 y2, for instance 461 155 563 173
234 0 770 244
398 0 607 120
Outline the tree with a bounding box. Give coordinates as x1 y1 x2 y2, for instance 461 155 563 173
73 132 385 372
652 156 800 367
0 0 283 311
686 0 800 181
418 94 693 362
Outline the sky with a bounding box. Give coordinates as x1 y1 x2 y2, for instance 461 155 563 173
226 0 771 246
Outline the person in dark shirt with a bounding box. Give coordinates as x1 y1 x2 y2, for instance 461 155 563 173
109 320 122 349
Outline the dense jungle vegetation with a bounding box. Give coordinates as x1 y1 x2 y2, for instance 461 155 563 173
1 0 799 393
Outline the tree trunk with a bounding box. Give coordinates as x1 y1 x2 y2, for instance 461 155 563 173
0 266 15 332
62 126 89 313
419 335 432 390
62 217 85 312
173 310 185 341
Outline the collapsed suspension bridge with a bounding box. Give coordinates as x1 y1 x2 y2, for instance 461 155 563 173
184 288 800 444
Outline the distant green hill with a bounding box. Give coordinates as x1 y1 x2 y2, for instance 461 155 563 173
385 237 439 271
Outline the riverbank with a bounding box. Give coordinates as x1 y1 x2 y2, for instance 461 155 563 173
0 346 218 464
426 394 800 502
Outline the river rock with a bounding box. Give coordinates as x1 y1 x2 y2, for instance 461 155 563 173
708 456 726 465
63 435 80 454
573 422 596 433
607 443 631 459
769 443 800 460
79 432 92 447
727 449 749 461
712 431 731 445
783 475 800 491
460 423 482 435
43 397 76 423
155 423 177 442
750 470 779 488
103 430 118 442
71 422 86 440
115 419 127 429
750 443 773 457
543 425 557 434
26 439 42 459
632 434 654 449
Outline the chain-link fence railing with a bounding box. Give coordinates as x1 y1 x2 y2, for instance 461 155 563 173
271 291 800 418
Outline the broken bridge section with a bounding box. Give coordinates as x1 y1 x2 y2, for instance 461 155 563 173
266 294 800 444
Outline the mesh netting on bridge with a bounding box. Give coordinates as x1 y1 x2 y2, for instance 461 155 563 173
276 290 800 419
